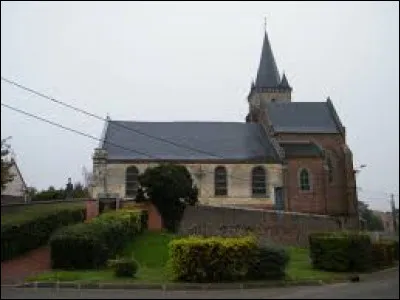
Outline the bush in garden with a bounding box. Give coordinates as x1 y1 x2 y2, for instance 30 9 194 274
309 231 372 272
1 204 85 261
247 246 290 280
168 235 257 282
371 240 397 268
50 210 143 269
108 258 139 278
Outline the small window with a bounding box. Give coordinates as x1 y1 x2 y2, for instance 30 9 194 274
214 166 227 196
252 166 267 196
299 169 311 191
271 98 276 102
126 166 139 197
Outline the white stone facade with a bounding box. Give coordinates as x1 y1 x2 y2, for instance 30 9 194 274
91 162 284 206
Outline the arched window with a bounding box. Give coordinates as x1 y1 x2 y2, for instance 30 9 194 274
126 166 139 197
214 166 227 196
327 156 333 183
252 166 266 196
299 169 311 191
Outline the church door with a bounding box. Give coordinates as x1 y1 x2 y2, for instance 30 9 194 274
274 187 284 211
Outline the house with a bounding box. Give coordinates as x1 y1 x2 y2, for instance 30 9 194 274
1 158 29 204
373 210 399 234
90 26 359 227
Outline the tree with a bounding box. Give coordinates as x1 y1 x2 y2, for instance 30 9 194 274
26 186 37 200
82 166 93 188
134 186 148 203
72 181 90 198
1 138 14 191
358 200 384 231
139 164 198 232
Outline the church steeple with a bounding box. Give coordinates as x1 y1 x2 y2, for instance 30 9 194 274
246 22 292 123
255 30 280 89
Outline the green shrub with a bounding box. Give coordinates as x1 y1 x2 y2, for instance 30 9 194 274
394 240 399 261
247 246 289 280
309 231 372 272
371 241 397 268
50 210 142 269
109 258 139 278
168 235 257 282
1 205 85 262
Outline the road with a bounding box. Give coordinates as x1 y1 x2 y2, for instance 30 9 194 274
2 269 398 299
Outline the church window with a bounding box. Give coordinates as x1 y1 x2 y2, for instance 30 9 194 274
252 166 267 196
126 166 139 197
299 168 311 191
214 166 227 196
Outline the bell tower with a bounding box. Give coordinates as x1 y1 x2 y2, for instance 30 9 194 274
246 24 292 123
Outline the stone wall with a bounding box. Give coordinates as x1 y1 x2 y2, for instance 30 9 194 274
179 205 341 247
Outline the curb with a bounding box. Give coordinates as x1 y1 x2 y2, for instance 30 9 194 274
358 265 399 280
6 265 397 291
11 279 340 291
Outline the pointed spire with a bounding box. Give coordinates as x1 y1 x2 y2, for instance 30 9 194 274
255 27 280 89
279 72 291 89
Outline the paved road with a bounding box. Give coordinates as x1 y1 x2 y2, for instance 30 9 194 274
2 269 398 299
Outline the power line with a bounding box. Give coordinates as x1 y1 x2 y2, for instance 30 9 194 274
4 77 394 199
358 188 399 198
1 102 261 184
1 76 222 159
2 101 363 190
1 102 154 159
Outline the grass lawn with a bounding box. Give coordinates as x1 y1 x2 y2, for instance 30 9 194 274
285 247 348 282
27 231 175 283
28 232 349 284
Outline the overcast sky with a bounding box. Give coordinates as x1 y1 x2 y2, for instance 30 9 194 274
1 1 398 211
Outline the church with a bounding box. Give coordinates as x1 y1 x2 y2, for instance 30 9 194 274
91 27 358 221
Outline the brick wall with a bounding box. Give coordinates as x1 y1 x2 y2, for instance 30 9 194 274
285 157 327 214
87 200 164 231
179 205 341 247
85 200 99 221
276 133 352 216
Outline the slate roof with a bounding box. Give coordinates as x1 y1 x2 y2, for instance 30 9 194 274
280 142 324 158
279 73 291 89
102 121 281 162
255 32 280 88
264 102 342 133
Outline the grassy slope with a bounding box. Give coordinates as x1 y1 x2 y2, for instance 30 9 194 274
28 231 175 283
1 202 85 225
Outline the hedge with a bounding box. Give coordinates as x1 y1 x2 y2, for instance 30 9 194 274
371 240 397 268
1 204 86 262
168 236 259 282
108 258 139 278
247 246 289 280
50 210 142 269
309 231 372 272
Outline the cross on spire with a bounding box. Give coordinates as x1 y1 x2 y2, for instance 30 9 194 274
264 16 267 32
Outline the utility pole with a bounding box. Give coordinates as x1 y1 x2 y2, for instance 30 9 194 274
390 193 397 234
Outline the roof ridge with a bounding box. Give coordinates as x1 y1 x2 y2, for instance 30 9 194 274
111 120 250 124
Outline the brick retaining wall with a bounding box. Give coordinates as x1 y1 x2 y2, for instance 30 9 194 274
179 205 342 247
